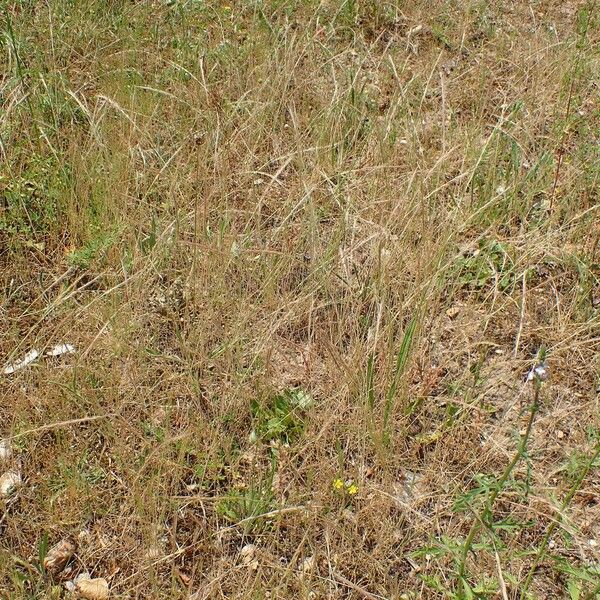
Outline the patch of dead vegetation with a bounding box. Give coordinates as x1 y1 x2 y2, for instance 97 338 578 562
1 0 599 598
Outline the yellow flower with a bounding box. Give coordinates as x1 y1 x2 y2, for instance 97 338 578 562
347 483 358 495
333 478 344 490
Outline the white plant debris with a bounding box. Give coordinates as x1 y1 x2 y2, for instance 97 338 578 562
3 349 40 375
46 343 76 357
76 576 109 600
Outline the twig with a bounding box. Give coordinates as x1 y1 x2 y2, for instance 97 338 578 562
332 572 387 600
8 414 115 440
494 548 510 600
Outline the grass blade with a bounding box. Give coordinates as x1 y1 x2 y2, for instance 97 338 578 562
382 316 417 444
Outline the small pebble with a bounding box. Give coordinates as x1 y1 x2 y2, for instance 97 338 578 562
0 470 21 496
0 439 12 462
240 544 257 565
299 555 316 573
76 576 109 600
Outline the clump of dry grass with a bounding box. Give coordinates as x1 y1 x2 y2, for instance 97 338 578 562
1 1 599 598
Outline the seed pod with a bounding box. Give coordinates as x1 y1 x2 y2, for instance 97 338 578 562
0 470 21 496
44 539 76 573
76 577 109 600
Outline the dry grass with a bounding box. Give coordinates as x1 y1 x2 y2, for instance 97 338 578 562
1 1 599 598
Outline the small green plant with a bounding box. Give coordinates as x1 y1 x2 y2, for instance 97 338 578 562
0 154 68 243
66 228 118 269
451 239 516 293
562 447 600 482
413 536 503 599
217 482 275 533
250 388 313 445
453 473 501 513
139 214 158 254
50 452 107 496
365 316 417 447
550 557 600 600
37 533 49 576
192 451 228 491
141 421 165 442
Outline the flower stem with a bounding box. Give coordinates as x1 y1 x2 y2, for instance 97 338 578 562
457 382 541 590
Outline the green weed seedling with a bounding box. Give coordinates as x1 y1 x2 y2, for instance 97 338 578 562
250 388 313 445
451 239 516 293
217 481 275 534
